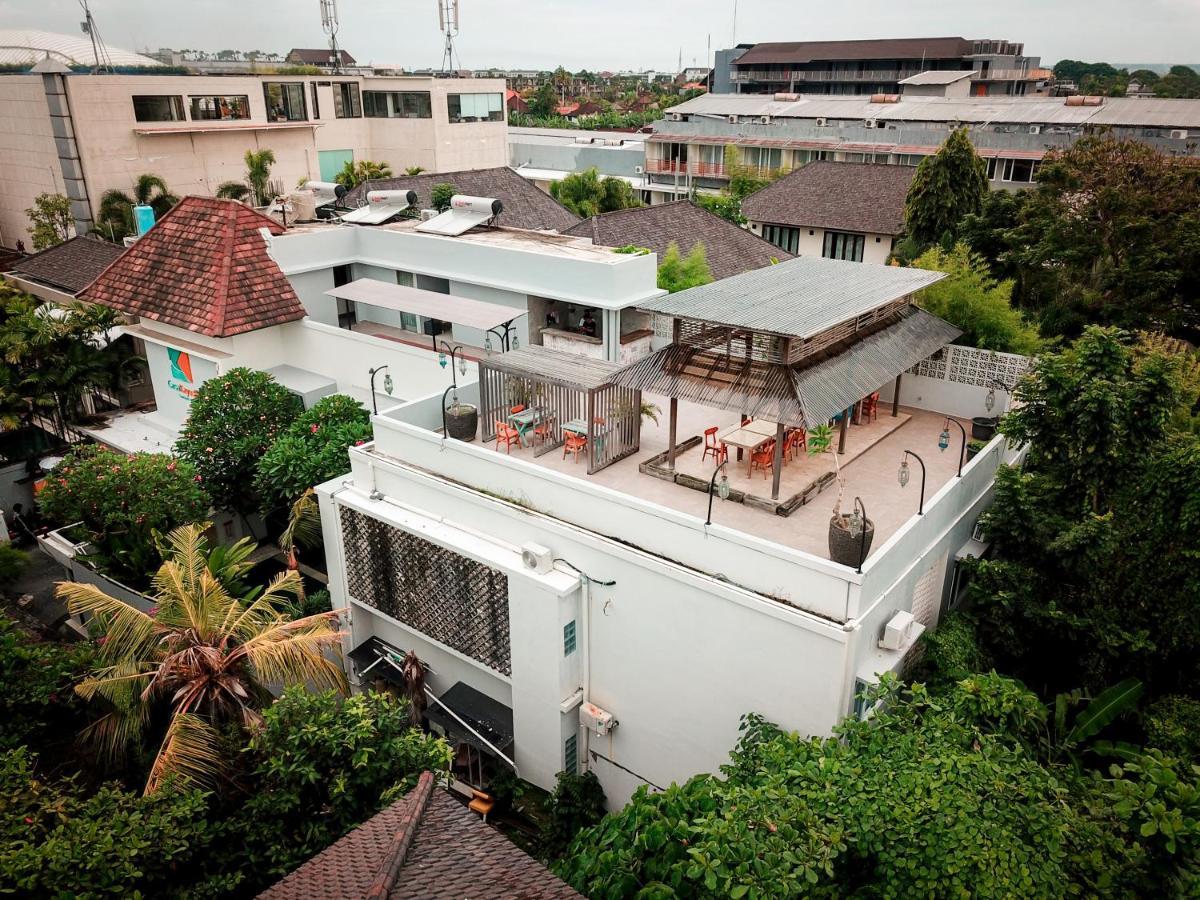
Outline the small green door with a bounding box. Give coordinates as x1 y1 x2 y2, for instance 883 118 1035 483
318 149 354 182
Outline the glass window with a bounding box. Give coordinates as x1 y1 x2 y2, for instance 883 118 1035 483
363 91 432 118
447 92 504 123
333 82 362 118
263 82 307 121
1000 158 1038 183
311 82 321 119
132 95 184 122
188 95 250 121
762 224 800 255
563 621 577 656
822 231 866 262
742 146 783 173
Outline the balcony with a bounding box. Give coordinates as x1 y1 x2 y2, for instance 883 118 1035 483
730 68 929 84
645 158 728 178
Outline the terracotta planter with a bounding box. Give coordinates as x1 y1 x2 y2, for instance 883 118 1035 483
828 516 874 569
444 404 478 442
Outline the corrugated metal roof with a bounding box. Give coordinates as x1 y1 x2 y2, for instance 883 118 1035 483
793 308 961 424
479 346 621 391
734 37 973 66
899 70 977 86
638 256 945 339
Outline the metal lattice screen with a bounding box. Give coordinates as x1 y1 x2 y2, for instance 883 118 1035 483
340 507 512 675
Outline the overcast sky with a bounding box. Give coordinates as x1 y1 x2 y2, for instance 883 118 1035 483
5 0 1199 71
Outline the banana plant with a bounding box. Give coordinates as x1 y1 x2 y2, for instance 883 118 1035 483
1043 678 1144 765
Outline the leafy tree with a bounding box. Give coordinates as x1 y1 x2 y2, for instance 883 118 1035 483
38 446 209 585
904 127 989 247
225 688 451 887
430 182 457 212
96 174 178 242
57 523 345 794
540 770 607 859
1010 137 1200 338
215 180 250 201
243 148 277 206
657 242 713 293
0 615 93 752
176 367 301 517
549 167 642 218
528 82 558 118
24 193 73 250
958 189 1044 306
333 159 394 189
1154 65 1200 99
1143 695 1200 759
558 676 1200 897
693 191 746 226
254 393 372 517
912 243 1042 355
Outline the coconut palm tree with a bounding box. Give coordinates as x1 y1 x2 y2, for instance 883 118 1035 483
97 174 179 241
215 180 251 202
58 523 346 794
334 159 394 189
243 148 277 206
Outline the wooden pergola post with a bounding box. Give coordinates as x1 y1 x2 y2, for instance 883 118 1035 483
892 373 902 417
838 407 849 454
770 421 786 500
667 317 682 470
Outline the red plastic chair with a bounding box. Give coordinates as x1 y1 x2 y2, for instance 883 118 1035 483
494 421 522 454
862 392 880 422
703 426 723 462
532 416 554 446
510 404 526 414
749 440 776 478
563 432 588 463
784 428 807 461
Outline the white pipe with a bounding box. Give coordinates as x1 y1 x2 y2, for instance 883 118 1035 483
580 573 592 772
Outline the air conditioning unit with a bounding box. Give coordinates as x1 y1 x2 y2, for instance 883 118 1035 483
521 542 553 575
580 701 617 736
759 115 771 125
815 117 828 127
634 165 644 174
879 610 916 651
419 208 439 221
727 114 738 124
1170 129 1189 140
667 111 683 121
972 519 987 542
864 118 878 129
1028 125 1042 135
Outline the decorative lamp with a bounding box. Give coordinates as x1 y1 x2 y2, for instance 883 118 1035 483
898 458 911 487
438 352 447 369
717 473 730 500
484 335 493 352
938 425 950 451
383 373 394 395
458 356 468 377
985 387 996 412
848 506 863 539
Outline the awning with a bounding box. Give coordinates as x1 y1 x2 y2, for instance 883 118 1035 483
425 682 515 756
325 278 522 331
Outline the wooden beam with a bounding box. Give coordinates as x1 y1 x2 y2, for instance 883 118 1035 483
892 373 902 417
770 421 786 500
838 408 849 454
667 397 679 469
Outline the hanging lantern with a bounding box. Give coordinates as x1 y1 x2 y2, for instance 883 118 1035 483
383 373 394 395
484 335 493 352
938 425 950 451
898 458 910 487
717 473 730 500
438 352 447 369
848 506 863 539
512 332 519 349
458 356 467 377
985 388 996 413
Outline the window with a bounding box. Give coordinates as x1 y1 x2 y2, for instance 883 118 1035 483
564 734 578 774
132 95 184 122
447 92 503 123
333 82 362 118
742 146 782 173
188 95 250 121
822 231 866 262
1000 158 1038 183
761 223 800 255
563 620 577 656
363 91 432 118
263 82 307 121
310 82 321 119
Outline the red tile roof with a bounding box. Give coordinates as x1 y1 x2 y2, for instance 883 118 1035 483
259 772 580 899
78 196 306 338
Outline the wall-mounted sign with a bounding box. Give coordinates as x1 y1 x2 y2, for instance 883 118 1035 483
167 348 200 400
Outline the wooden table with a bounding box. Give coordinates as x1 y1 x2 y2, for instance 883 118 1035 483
507 408 544 445
718 424 776 477
741 419 779 438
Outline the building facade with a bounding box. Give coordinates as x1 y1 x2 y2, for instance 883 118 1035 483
0 69 507 247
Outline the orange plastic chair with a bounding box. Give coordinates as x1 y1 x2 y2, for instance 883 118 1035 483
749 440 776 478
703 426 723 462
863 392 880 422
563 432 588 462
785 428 807 460
510 404 526 414
532 416 554 446
494 421 522 453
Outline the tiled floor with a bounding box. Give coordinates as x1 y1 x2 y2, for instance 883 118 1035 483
483 394 972 563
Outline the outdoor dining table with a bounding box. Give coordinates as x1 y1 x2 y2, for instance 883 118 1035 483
562 418 612 461
718 422 778 477
507 407 543 446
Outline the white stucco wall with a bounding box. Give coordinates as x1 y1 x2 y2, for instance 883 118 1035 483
0 75 62 247
749 221 896 265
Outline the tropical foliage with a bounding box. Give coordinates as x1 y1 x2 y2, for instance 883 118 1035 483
176 367 301 517
24 193 73 250
39 446 209 585
243 148 277 206
0 616 92 752
657 242 713 293
96 174 178 242
215 180 250 202
550 167 642 218
912 243 1042 355
334 159 394 188
430 182 457 212
57 523 345 794
904 127 990 247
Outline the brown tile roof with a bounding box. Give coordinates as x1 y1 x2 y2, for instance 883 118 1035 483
740 161 915 236
287 48 357 65
8 235 126 295
78 196 306 338
258 772 581 900
563 201 791 281
735 37 973 66
342 167 580 233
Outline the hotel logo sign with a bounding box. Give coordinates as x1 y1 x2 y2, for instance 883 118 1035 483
167 348 200 400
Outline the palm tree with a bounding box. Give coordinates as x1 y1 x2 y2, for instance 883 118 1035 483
58 523 346 794
97 174 179 241
215 180 251 202
279 487 321 573
404 166 427 176
244 149 277 206
333 159 394 189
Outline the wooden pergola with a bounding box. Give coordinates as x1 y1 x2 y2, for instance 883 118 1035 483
478 346 642 475
612 257 959 500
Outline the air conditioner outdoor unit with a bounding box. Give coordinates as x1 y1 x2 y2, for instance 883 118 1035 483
864 118 878 129
419 208 439 221
1028 125 1042 134
1170 129 1189 139
759 115 771 124
727 114 738 124
972 519 987 542
667 111 682 121
815 117 828 127
634 165 644 174
521 542 553 575
580 701 617 736
879 610 916 651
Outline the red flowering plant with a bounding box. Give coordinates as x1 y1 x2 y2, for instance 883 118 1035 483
176 368 302 518
38 446 209 586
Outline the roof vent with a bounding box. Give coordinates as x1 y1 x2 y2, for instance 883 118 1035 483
1064 95 1104 107
416 195 504 236
869 93 901 104
773 92 800 102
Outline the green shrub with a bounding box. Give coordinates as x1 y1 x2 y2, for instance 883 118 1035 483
915 611 993 693
540 769 607 859
297 588 333 618
0 544 27 588
176 368 301 517
0 616 92 751
1143 695 1200 760
431 182 456 212
37 445 209 584
253 393 371 516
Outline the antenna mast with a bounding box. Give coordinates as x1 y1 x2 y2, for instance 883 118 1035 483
438 0 460 74
78 0 112 73
320 0 342 73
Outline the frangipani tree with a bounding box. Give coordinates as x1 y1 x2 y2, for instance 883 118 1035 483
57 523 346 794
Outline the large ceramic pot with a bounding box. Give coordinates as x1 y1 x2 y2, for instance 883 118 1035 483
445 403 478 442
971 416 998 441
828 515 874 569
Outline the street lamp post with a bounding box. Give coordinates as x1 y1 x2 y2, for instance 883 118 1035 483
705 460 731 526
368 365 390 416
939 417 967 477
485 324 517 353
437 341 467 390
898 450 926 515
847 496 869 574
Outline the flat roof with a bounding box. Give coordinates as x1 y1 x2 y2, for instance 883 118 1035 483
325 278 523 331
638 256 944 339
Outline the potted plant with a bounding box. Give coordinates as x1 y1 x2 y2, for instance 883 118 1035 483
444 391 478 441
971 416 998 441
807 424 874 567
966 438 987 461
